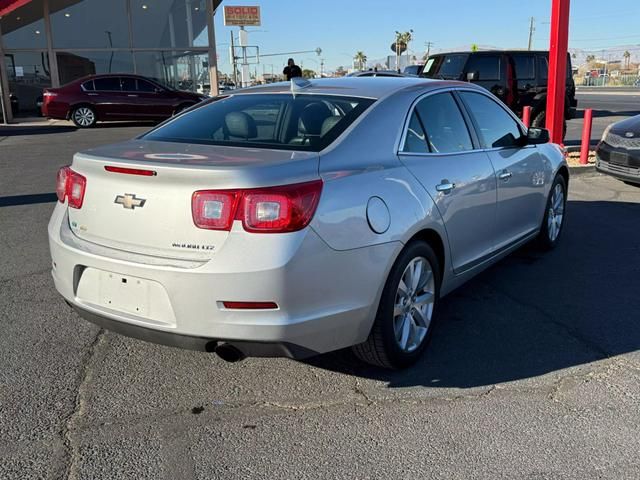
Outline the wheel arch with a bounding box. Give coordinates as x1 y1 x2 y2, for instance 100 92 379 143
405 228 446 283
556 164 569 189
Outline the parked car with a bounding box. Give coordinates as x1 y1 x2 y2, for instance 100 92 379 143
348 69 405 77
42 74 205 128
49 77 568 369
422 50 577 136
596 114 640 186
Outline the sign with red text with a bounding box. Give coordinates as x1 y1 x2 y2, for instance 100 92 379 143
223 6 261 26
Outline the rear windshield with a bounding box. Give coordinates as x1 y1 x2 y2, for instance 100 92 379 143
424 54 468 79
143 93 375 152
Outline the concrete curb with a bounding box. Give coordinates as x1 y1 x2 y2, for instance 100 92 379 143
568 165 597 176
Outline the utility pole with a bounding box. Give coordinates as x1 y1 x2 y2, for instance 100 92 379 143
230 30 237 86
424 41 434 59
527 17 535 50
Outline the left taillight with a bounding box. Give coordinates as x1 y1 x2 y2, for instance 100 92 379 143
192 180 323 233
56 166 86 209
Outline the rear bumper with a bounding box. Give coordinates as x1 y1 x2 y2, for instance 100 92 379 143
48 203 399 356
72 304 317 358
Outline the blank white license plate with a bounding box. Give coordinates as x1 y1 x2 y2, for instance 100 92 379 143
98 271 149 316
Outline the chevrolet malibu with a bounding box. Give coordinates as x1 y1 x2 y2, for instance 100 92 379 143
49 77 568 369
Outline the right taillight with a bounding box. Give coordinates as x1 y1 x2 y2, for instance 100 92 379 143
192 180 323 233
56 166 86 209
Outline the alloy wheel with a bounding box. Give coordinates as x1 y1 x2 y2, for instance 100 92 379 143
74 107 95 127
393 257 435 353
547 183 565 242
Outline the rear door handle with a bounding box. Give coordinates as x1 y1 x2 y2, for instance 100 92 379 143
436 182 456 193
127 94 138 97
87 93 99 96
498 170 513 181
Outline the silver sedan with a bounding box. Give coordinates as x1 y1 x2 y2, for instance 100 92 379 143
49 77 568 369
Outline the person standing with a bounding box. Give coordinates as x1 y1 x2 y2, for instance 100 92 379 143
283 58 303 81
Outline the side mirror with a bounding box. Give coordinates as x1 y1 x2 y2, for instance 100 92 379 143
526 127 550 145
466 71 478 81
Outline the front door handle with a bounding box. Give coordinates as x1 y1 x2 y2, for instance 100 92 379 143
498 170 513 181
127 94 138 97
436 181 456 193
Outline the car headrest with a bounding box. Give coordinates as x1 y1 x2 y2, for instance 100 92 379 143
298 103 332 136
320 116 342 137
224 112 257 139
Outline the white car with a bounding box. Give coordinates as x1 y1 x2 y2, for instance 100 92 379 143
49 78 567 368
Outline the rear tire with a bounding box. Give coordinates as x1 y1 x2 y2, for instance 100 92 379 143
536 174 567 250
531 110 567 141
71 106 97 128
352 241 441 369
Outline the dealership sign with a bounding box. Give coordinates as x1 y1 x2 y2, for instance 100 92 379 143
223 6 261 26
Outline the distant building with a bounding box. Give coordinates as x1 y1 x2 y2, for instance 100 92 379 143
0 0 218 119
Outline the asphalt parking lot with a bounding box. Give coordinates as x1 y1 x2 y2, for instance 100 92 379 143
1 125 640 479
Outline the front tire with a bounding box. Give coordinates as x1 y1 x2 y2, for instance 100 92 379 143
352 241 441 369
537 174 567 250
71 106 97 128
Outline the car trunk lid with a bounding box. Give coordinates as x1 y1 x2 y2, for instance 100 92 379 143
66 140 319 261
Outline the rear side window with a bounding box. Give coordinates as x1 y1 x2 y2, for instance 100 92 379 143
465 55 501 81
81 80 94 91
538 56 549 80
143 94 375 152
402 112 429 153
120 77 136 91
137 79 157 92
459 91 522 149
94 77 121 91
414 92 473 153
513 55 535 80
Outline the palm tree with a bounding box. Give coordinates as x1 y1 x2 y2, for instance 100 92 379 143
624 50 631 70
394 30 413 70
354 51 367 71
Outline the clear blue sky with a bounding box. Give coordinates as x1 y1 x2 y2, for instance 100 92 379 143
211 0 640 74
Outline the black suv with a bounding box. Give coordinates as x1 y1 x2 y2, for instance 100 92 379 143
423 50 577 133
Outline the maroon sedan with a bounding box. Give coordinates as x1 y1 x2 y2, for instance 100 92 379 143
42 74 205 128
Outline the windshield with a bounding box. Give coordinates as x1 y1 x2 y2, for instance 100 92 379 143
143 93 375 152
424 54 469 79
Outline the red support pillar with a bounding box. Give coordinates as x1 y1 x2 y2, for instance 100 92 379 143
522 106 532 128
580 108 593 165
546 0 571 145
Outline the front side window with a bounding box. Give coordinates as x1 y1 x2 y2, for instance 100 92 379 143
459 92 522 149
465 55 501 81
414 93 473 153
93 77 122 91
143 94 375 152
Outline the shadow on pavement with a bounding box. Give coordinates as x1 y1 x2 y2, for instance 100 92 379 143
0 125 77 136
307 199 640 388
0 192 57 207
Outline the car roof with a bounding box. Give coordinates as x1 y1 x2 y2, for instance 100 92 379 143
227 77 469 100
430 50 551 56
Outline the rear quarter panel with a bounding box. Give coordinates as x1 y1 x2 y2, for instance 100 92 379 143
311 86 451 278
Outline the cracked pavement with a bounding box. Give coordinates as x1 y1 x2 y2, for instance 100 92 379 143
1 126 640 479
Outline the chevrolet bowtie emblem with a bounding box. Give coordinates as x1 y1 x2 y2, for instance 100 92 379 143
114 193 146 210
